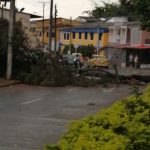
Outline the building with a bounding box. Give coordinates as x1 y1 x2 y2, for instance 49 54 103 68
0 8 41 48
60 22 109 55
107 17 150 68
0 8 40 30
31 18 81 51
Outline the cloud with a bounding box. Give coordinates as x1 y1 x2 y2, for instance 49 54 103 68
15 0 117 19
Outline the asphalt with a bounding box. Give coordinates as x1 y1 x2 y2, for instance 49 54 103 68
0 84 141 150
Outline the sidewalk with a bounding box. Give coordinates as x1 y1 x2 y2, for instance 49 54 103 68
108 68 150 76
0 78 21 87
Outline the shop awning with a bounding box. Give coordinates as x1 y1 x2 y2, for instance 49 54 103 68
108 44 150 50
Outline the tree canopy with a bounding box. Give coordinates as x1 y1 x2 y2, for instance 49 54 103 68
92 0 150 30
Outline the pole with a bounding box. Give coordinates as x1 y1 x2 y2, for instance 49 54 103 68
42 3 45 49
69 17 72 54
48 0 53 51
54 4 57 55
39 1 50 49
97 22 100 55
1 4 4 19
6 0 15 80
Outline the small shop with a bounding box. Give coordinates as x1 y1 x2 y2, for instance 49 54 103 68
125 45 150 69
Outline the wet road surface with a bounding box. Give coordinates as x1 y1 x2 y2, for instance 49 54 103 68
0 84 141 150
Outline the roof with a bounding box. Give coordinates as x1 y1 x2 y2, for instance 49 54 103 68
74 22 109 28
108 44 150 50
125 45 150 49
32 17 70 21
60 22 109 33
75 16 101 23
107 17 128 23
0 8 41 18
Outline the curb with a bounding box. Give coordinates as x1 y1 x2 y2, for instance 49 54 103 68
0 80 22 88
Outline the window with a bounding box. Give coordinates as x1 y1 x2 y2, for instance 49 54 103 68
90 33 94 40
131 28 140 44
79 32 82 39
64 33 66 40
84 32 88 40
67 33 70 40
47 32 49 37
39 31 42 37
109 29 114 43
73 32 76 39
99 33 102 40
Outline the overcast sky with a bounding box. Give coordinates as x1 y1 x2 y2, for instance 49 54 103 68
15 0 118 19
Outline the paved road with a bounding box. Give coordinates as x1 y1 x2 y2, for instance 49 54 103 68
0 84 142 150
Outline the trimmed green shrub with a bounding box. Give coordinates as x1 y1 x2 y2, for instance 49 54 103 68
45 86 150 150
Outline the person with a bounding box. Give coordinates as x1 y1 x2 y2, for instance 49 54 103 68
74 54 81 69
134 55 139 69
129 54 134 68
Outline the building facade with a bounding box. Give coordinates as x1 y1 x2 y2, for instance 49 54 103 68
60 22 109 55
107 17 150 68
31 18 80 51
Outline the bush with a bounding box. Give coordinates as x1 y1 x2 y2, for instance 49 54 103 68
45 86 150 150
63 45 75 54
20 54 72 87
77 44 95 58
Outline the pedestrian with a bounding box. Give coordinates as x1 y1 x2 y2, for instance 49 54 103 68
129 54 134 68
134 55 139 69
74 54 81 69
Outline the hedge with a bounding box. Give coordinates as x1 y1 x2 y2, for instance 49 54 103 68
44 85 150 150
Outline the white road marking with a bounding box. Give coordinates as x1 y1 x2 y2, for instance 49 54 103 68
67 88 78 92
21 98 44 105
103 88 115 92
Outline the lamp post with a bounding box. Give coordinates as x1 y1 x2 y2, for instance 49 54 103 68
6 0 15 80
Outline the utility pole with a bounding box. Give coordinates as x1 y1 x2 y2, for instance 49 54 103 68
48 0 53 51
6 0 15 80
38 1 49 50
69 17 72 54
97 22 100 55
1 4 4 19
54 4 57 55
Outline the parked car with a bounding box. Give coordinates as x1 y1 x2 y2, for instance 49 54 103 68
88 54 109 68
62 54 76 65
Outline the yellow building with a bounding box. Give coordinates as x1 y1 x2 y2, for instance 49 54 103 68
60 22 109 55
31 18 80 50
